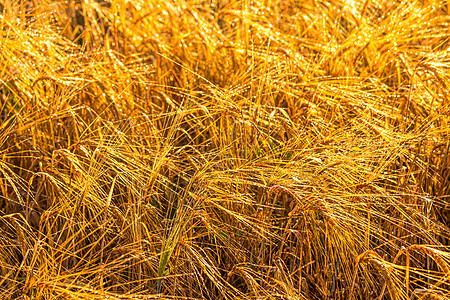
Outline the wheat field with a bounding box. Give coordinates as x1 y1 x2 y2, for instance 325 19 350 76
1 0 450 299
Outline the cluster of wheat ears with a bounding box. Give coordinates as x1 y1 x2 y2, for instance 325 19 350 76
1 0 450 299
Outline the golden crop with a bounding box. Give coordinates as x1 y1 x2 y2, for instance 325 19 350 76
1 0 450 299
